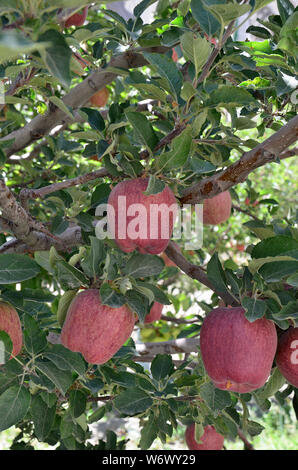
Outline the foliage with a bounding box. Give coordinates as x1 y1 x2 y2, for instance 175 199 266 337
0 0 297 451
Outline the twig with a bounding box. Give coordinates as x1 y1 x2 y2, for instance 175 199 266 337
165 241 239 306
181 115 298 205
237 429 255 450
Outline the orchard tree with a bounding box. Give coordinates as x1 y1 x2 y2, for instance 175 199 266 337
0 0 297 451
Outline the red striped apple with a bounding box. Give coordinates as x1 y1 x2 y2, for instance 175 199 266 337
275 327 298 387
200 307 277 393
144 302 163 324
65 7 88 28
185 423 224 450
90 87 109 108
0 301 22 362
61 289 135 364
107 177 178 255
203 191 232 225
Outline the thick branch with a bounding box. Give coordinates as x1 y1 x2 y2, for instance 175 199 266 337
165 241 239 306
1 47 169 158
181 115 298 204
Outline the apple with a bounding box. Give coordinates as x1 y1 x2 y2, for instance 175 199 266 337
107 177 178 255
144 302 163 324
0 301 22 362
65 7 88 28
61 289 135 364
275 327 298 387
172 49 178 62
200 307 277 393
203 191 232 225
90 87 109 108
185 423 224 450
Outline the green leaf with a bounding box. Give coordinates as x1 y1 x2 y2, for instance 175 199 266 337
23 315 48 355
0 31 49 64
123 254 165 278
242 296 267 322
136 281 170 305
251 236 298 259
200 382 232 412
151 354 173 381
143 52 183 99
190 156 216 174
125 290 150 323
80 107 105 132
114 387 153 415
38 29 72 88
43 344 86 377
158 126 192 171
255 368 286 403
0 254 41 284
207 253 228 293
31 395 56 441
140 415 158 449
125 111 158 151
259 260 298 283
69 389 87 418
277 0 295 25
143 175 166 195
191 0 225 36
35 360 74 396
56 260 89 290
206 86 258 108
207 3 251 24
100 283 126 308
0 385 31 431
0 331 12 365
56 290 77 327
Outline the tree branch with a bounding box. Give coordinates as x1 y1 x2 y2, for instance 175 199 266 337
1 46 169 159
181 115 298 204
165 241 239 306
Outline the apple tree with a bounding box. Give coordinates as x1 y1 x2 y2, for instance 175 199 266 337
0 0 297 451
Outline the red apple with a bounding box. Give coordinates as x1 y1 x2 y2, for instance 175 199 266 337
172 49 178 62
65 7 88 28
90 87 110 108
144 302 163 324
0 301 22 362
185 423 224 450
203 191 232 225
61 289 135 364
107 177 178 255
200 307 277 393
275 327 298 387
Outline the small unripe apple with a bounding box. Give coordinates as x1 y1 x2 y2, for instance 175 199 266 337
0 301 22 361
144 302 163 324
107 177 178 255
185 423 224 450
65 7 88 28
203 191 232 225
61 289 135 364
200 307 277 393
90 87 109 108
275 327 298 387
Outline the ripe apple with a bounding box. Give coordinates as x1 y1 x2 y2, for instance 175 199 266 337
200 307 277 393
275 327 298 387
203 191 232 225
0 301 22 361
107 177 178 255
90 87 109 108
185 423 224 450
172 49 178 62
65 6 88 28
61 289 135 364
144 302 163 324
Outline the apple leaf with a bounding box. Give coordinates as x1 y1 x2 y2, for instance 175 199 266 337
123 254 165 278
151 354 174 381
0 385 31 432
242 296 267 322
114 387 153 415
31 395 56 441
0 254 41 284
